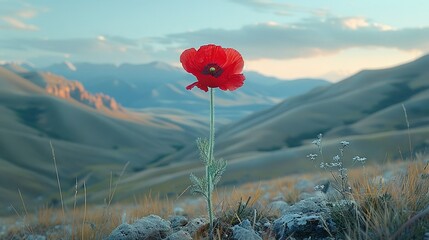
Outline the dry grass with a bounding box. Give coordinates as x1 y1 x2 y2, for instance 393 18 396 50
2 157 428 239
320 157 429 240
343 160 429 239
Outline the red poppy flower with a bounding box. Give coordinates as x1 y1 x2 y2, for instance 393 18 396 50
180 44 245 92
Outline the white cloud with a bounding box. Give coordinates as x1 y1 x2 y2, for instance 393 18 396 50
1 16 38 31
341 17 394 31
16 9 38 19
374 23 394 31
163 17 429 60
0 36 155 65
0 2 46 31
342 17 370 30
97 35 106 41
0 2 48 31
0 16 428 72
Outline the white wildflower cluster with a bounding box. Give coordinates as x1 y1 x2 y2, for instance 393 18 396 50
319 154 343 169
314 185 325 191
306 153 318 161
340 140 350 147
330 162 342 167
307 134 368 199
333 155 340 162
312 133 323 147
353 156 367 164
339 140 349 155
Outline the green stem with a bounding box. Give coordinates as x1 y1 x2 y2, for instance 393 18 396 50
208 88 215 164
207 88 215 240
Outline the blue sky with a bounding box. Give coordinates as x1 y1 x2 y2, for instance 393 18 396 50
1 0 428 81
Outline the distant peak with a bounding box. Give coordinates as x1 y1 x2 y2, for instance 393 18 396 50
64 61 77 71
0 61 35 73
148 61 175 70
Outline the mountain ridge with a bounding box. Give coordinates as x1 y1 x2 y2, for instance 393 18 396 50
43 61 330 120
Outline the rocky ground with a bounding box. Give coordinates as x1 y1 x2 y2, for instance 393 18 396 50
105 192 337 240
2 160 429 239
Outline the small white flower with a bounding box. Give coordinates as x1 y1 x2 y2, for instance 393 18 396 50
353 156 367 163
333 155 340 162
340 141 350 147
331 162 341 167
307 153 318 161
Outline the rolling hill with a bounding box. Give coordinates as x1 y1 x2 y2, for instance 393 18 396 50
0 65 207 215
108 54 429 200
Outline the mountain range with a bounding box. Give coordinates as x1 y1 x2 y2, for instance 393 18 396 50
44 62 330 120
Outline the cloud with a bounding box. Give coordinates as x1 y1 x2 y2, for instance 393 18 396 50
16 9 39 19
97 35 106 41
162 17 429 60
0 36 156 65
0 2 45 31
1 16 38 31
229 0 329 17
342 17 370 30
1 16 428 67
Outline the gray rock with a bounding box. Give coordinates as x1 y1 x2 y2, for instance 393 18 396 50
163 230 193 240
267 200 289 215
183 217 207 236
286 196 328 215
299 190 328 200
168 215 188 230
26 235 47 240
273 214 336 240
231 220 262 240
107 215 172 240
273 197 336 240
106 223 138 240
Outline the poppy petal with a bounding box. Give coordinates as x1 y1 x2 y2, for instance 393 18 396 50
220 74 245 91
223 48 244 74
180 48 199 74
186 81 199 90
195 44 227 67
196 83 209 92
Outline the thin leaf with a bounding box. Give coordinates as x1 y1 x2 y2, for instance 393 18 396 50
211 158 227 186
196 138 210 163
189 173 208 198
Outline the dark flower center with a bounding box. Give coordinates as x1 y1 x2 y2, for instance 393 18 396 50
202 63 223 78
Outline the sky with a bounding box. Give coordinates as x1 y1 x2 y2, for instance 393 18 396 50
0 0 428 82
